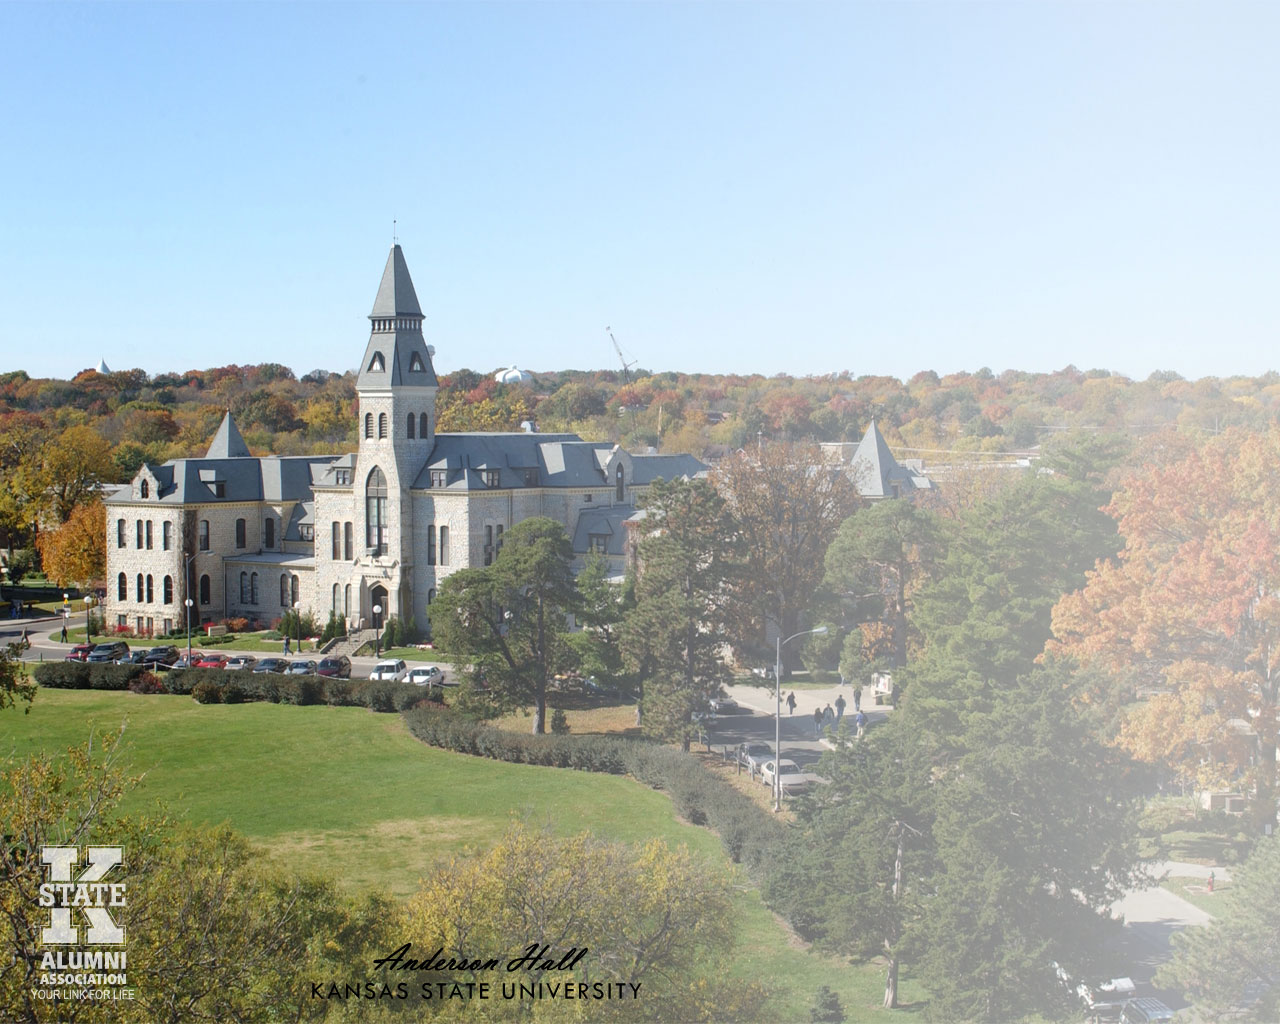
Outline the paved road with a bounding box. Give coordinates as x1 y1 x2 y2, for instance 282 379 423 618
8 616 455 682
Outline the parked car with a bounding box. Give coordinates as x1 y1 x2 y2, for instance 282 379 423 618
737 741 775 773
172 653 202 670
194 653 228 669
65 644 93 662
116 649 152 665
86 641 129 663
142 646 179 668
224 655 257 671
368 660 408 682
252 658 289 674
760 758 812 795
406 665 443 687
287 660 318 675
709 694 739 713
1119 999 1175 1024
316 656 352 679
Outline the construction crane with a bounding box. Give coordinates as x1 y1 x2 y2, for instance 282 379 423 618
607 327 637 384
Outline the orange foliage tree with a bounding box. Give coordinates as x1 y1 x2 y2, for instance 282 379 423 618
36 498 106 588
1050 428 1280 826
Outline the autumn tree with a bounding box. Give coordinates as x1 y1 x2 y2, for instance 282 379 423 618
714 442 859 673
623 478 742 747
1052 427 1280 827
36 498 105 588
38 425 116 524
428 517 579 734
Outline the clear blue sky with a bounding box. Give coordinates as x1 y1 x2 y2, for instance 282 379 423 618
3 1 1278 383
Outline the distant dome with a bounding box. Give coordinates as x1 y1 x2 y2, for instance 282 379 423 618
495 365 533 384
96 359 111 374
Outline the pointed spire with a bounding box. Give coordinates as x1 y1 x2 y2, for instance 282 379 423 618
370 244 423 319
851 419 900 497
206 411 251 459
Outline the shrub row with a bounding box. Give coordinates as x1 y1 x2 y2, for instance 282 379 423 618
168 668 434 713
400 706 785 872
34 661 145 690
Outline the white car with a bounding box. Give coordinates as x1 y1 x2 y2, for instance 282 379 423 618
759 759 812 795
737 741 774 773
407 665 444 687
368 660 408 682
224 655 257 671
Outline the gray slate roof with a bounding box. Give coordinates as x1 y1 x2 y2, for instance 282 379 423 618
357 246 439 390
206 412 251 459
370 245 423 317
571 505 637 556
113 455 337 505
848 420 932 497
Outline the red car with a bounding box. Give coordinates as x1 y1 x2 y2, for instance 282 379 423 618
194 653 228 669
65 644 93 662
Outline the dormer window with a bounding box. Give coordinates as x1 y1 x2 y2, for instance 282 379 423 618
483 470 501 488
430 470 446 488
409 352 425 373
368 351 385 372
140 479 149 498
211 480 225 498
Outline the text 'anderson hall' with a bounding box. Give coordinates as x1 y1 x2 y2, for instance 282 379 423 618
103 246 706 637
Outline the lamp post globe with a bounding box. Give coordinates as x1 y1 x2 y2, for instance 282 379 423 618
184 598 194 662
83 595 93 644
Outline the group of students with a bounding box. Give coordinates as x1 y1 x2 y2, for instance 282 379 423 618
782 686 868 737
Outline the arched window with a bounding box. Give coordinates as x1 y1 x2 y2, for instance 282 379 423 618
117 573 127 600
163 521 172 550
140 479 149 498
406 413 415 439
290 575 300 606
331 522 340 560
146 575 154 603
420 412 429 438
615 463 625 502
439 525 449 566
428 588 435 605
250 573 259 605
368 351 385 372
200 575 211 605
378 413 388 439
163 576 173 604
344 584 351 616
117 519 125 548
366 467 388 554
235 518 246 548
136 574 144 602
364 413 373 439
280 574 290 607
333 584 340 612
240 572 248 603
264 518 275 548
409 352 425 372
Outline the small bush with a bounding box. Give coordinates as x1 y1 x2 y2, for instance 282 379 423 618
550 709 570 734
127 671 166 694
192 681 222 704
224 617 250 633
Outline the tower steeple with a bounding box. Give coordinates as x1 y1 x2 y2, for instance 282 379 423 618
358 245 438 389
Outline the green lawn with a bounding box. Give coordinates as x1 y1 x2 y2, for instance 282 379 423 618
1161 876 1234 918
5 688 923 1021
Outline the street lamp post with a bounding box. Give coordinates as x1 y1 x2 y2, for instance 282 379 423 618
774 626 828 813
293 600 302 654
84 595 93 644
373 603 383 658
184 598 194 663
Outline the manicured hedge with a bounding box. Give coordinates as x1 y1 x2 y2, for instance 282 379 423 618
34 661 144 690
165 668 432 713
399 705 786 873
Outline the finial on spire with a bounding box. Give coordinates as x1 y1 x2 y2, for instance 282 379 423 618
393 219 398 245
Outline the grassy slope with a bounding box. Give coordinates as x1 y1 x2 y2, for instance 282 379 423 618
5 689 923 1021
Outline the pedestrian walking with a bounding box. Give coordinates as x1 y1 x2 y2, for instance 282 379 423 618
834 693 846 722
283 636 291 655
854 710 867 738
786 691 796 715
813 706 823 736
20 627 30 649
823 704 835 728
60 623 68 643
853 686 861 712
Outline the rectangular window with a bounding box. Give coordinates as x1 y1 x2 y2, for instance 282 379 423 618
136 520 143 548
332 522 341 560
427 526 436 566
211 480 226 498
484 470 500 488
162 521 172 550
235 519 246 549
589 534 608 554
495 524 503 553
145 521 153 549
300 524 313 541
484 526 493 566
117 519 125 547
430 470 446 488
439 526 449 566
344 522 353 560
198 520 209 551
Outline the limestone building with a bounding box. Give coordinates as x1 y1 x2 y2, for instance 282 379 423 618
103 246 705 638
